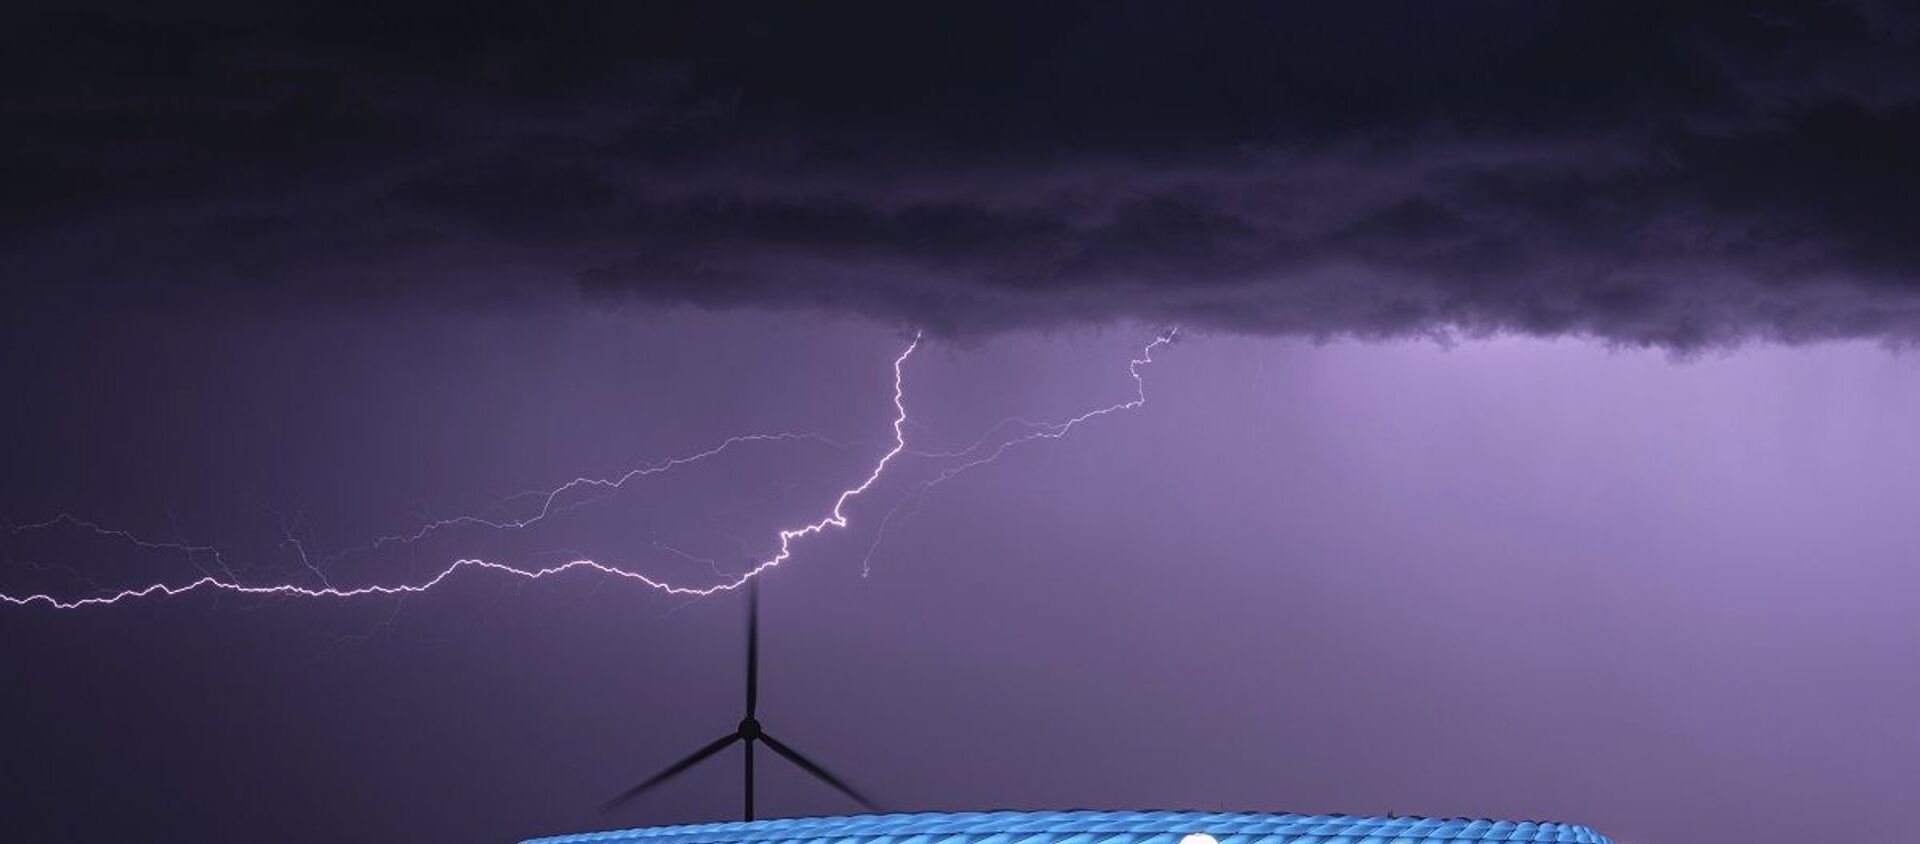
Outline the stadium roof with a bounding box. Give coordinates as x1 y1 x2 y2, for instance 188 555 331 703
524 810 1612 844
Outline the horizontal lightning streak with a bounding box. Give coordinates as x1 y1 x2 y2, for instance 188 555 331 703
2 328 1175 611
6 513 227 561
2 334 923 610
322 431 853 566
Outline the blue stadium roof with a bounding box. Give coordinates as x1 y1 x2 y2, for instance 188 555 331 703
524 811 1612 844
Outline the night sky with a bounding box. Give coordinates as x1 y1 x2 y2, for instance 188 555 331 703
4 4 1919 844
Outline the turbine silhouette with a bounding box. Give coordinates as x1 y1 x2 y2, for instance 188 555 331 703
600 578 877 820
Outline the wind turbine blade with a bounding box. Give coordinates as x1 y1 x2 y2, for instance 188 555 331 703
746 578 759 717
600 732 741 814
744 736 756 821
759 731 878 810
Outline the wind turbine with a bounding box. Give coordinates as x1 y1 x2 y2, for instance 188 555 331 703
600 578 878 821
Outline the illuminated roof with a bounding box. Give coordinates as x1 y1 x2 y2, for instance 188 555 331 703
524 811 1612 844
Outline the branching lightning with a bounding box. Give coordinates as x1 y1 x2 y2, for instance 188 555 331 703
862 328 1176 574
1 329 1175 611
321 431 856 567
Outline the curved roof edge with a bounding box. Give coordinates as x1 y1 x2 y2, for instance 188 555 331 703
523 809 1612 844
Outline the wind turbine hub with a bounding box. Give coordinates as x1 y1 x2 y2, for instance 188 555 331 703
737 717 763 740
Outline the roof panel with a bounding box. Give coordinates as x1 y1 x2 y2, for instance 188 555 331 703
524 812 1610 844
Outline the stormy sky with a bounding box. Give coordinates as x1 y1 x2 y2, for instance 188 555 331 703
3 4 1919 844
6 1 1920 345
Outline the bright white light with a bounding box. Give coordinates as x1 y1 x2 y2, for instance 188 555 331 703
1179 834 1218 844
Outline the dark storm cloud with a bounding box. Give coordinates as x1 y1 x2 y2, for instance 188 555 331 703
5 1 1920 346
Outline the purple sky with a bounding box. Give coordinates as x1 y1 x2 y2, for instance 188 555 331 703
6 5 1920 843
4 309 1917 843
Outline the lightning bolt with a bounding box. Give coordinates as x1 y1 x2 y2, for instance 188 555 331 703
4 513 230 566
862 328 1176 575
1 329 1175 611
319 430 856 567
